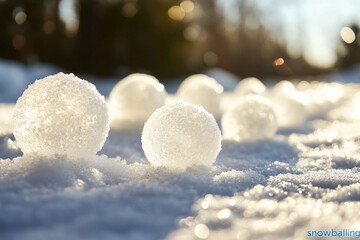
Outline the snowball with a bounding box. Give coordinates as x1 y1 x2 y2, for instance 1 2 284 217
270 81 307 128
109 73 167 127
271 94 307 128
271 80 296 95
141 102 222 170
221 95 277 141
235 77 267 96
13 72 109 158
177 74 224 116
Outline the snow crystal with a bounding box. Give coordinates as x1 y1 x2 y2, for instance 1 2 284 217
177 74 224 116
109 73 167 129
221 95 277 142
12 72 109 158
235 77 267 96
141 102 222 170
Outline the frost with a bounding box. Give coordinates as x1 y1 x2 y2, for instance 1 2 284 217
177 74 224 116
142 102 222 170
12 73 109 158
109 73 167 129
221 95 277 142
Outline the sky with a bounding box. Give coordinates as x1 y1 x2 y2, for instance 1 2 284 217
219 0 360 68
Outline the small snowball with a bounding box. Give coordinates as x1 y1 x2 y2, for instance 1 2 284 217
221 95 277 141
177 74 224 116
271 80 296 96
141 102 222 170
271 95 307 128
13 72 109 158
109 73 167 127
235 77 267 96
270 81 307 128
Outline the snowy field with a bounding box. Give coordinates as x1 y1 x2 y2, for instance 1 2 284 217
1 60 360 240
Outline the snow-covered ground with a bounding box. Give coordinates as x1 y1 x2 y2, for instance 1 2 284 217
1 59 360 240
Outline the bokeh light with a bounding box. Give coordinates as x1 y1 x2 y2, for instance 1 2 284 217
168 5 185 21
340 27 356 44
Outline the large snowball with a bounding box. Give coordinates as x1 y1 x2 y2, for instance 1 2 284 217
235 77 267 96
221 95 277 141
141 102 222 170
109 73 167 127
177 74 224 116
13 73 109 158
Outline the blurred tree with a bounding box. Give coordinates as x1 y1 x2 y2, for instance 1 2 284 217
197 0 323 78
0 0 330 79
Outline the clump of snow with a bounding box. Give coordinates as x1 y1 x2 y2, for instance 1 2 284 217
221 95 277 142
13 72 109 158
142 102 222 170
109 73 167 129
272 96 307 128
270 81 307 128
235 77 267 96
177 74 224 116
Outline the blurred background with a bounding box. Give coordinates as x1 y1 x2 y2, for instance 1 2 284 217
0 0 360 80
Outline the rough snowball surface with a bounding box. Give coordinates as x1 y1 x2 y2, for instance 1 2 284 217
177 74 224 116
13 72 109 158
221 95 277 141
141 102 222 170
109 73 167 125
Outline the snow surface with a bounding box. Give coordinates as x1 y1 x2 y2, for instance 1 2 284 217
1 62 360 239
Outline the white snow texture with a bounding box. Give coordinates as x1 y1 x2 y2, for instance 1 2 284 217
142 102 222 170
1 64 360 240
12 72 109 158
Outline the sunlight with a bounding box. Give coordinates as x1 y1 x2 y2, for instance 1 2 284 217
194 224 210 239
273 58 284 66
340 27 356 44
